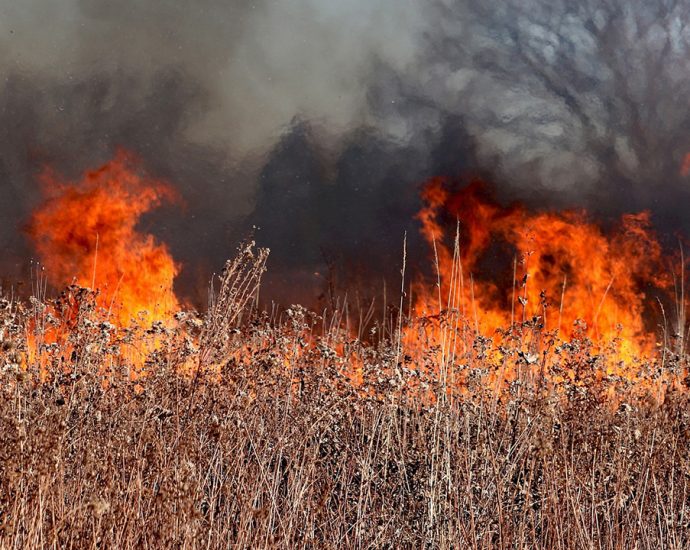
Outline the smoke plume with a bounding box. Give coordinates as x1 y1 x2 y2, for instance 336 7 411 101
2 0 690 304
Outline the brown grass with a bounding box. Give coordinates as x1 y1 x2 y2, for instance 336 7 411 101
1 247 690 549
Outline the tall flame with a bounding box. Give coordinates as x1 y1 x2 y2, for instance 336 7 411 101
27 151 180 327
412 178 673 365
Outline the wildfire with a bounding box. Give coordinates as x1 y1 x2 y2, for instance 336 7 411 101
410 177 675 369
27 151 180 327
14 152 686 395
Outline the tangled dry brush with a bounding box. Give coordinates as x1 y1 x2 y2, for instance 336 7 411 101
1 245 690 549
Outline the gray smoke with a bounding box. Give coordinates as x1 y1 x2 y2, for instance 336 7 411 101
0 0 424 156
1 0 689 303
372 0 690 212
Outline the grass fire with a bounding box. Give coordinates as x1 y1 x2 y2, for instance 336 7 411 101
1 153 690 548
4 1 690 548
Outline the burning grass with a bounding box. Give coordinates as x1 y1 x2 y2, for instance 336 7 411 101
1 244 690 548
3 156 690 547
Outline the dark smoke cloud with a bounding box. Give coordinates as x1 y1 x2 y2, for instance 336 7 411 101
0 70 251 301
251 116 482 305
371 0 690 220
2 0 690 304
0 0 426 302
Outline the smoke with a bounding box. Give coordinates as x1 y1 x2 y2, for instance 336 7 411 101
2 0 690 303
371 0 690 215
0 0 424 156
0 0 428 300
249 117 481 304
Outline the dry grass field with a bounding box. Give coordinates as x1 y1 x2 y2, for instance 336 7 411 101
1 244 690 549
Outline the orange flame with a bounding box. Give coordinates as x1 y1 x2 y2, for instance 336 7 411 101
27 151 180 327
411 178 673 366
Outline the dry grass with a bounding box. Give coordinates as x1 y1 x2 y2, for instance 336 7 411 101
1 247 690 549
